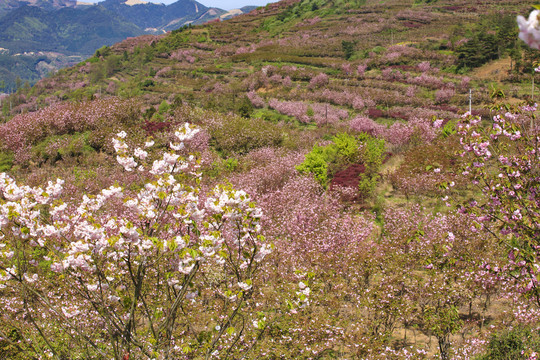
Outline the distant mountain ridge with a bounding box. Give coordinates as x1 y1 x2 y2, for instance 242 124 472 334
0 4 143 54
0 0 254 31
97 0 212 31
0 0 77 16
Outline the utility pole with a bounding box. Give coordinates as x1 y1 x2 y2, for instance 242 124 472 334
469 88 472 114
325 104 328 121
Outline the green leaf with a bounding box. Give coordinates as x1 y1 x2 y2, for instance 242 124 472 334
286 300 294 310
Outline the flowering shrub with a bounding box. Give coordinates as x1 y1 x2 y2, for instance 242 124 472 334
154 66 172 78
374 206 503 360
268 99 348 126
0 98 139 164
357 64 368 77
251 174 375 357
435 87 455 104
170 49 203 64
112 35 165 53
0 124 274 359
349 115 441 146
417 61 431 72
304 88 372 110
308 73 329 89
408 73 445 89
282 75 293 87
246 90 265 108
228 147 305 196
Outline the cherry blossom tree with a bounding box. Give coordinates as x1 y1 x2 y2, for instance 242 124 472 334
0 124 273 359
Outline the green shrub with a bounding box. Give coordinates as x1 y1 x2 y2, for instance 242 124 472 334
297 133 369 188
32 132 96 164
0 151 13 172
236 96 254 118
296 145 330 184
297 132 386 197
254 109 295 124
208 114 284 156
358 132 385 176
225 157 239 172
139 79 155 89
371 46 387 54
333 132 360 163
357 133 385 197
94 45 111 58
441 120 456 138
158 100 170 114
477 327 540 360
342 40 356 60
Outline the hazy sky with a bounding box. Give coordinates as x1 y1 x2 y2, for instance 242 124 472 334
82 0 278 11
187 0 278 9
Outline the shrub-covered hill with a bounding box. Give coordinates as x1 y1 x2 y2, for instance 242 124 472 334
2 0 540 359
9 0 535 115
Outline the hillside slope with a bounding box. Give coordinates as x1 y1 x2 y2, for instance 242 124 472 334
1 1 540 358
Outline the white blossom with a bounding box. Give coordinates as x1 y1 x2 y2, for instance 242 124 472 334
518 10 540 49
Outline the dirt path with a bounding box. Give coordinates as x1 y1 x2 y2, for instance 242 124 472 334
471 56 512 81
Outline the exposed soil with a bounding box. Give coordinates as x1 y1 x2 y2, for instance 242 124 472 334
471 56 512 81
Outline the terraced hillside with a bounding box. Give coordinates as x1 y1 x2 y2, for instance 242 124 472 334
2 0 540 359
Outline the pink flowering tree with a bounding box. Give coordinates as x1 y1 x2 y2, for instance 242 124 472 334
449 104 540 303
308 73 329 89
0 124 273 359
246 91 265 108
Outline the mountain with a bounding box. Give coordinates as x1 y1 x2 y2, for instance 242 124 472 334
0 5 143 54
97 0 234 32
0 0 77 17
0 0 258 90
98 0 209 30
240 6 257 13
